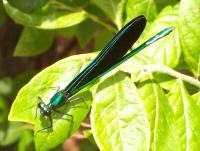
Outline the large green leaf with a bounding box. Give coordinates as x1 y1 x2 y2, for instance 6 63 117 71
179 0 200 78
138 75 181 151
8 0 47 13
76 19 98 48
94 28 114 50
154 0 179 12
0 77 13 95
81 130 99 151
168 80 200 150
139 5 181 68
57 0 90 8
3 0 87 29
18 129 34 151
91 71 150 151
91 0 126 29
125 0 178 23
0 122 22 146
8 54 93 150
125 0 157 23
192 92 200 105
119 52 154 83
0 96 8 123
14 27 54 56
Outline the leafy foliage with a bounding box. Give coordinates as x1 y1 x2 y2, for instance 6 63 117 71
91 72 150 151
179 0 200 77
14 27 54 56
3 0 200 150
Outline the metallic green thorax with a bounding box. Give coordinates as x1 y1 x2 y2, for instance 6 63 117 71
49 92 66 109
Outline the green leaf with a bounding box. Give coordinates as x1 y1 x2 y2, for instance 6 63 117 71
8 0 47 13
192 92 200 104
83 129 97 145
119 53 154 82
91 0 126 29
0 96 8 123
76 19 98 48
0 77 13 95
154 0 179 12
80 139 99 151
179 0 200 78
57 25 78 38
168 80 200 150
8 54 93 150
11 70 37 99
18 129 34 151
138 76 181 151
81 130 99 151
3 0 87 29
14 27 54 56
125 0 157 23
57 0 90 8
153 73 176 91
139 5 181 68
95 29 114 50
91 71 150 151
125 0 179 24
0 122 22 146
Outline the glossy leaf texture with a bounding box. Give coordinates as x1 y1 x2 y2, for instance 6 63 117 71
139 5 181 68
7 0 47 13
3 0 87 29
94 29 114 50
192 92 200 104
125 0 157 23
91 0 126 29
138 76 181 151
91 72 150 151
14 27 54 56
179 0 200 78
75 19 98 48
90 70 199 151
56 0 90 8
125 0 179 24
0 122 23 146
168 80 200 150
17 129 34 150
0 96 8 123
8 54 93 150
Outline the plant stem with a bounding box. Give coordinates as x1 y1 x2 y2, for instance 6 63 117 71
136 64 200 88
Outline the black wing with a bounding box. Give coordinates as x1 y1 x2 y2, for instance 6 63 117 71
65 15 146 95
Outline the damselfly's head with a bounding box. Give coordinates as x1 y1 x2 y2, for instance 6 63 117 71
38 101 51 116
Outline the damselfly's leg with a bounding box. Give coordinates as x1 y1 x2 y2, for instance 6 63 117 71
36 115 53 133
40 86 60 92
67 97 89 109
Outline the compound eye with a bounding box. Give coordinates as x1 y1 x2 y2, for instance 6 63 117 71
38 102 45 108
38 102 48 115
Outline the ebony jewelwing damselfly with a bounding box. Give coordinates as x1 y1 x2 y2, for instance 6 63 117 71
37 15 174 132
